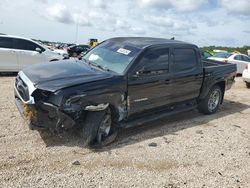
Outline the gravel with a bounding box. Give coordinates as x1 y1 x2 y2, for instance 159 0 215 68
0 76 250 187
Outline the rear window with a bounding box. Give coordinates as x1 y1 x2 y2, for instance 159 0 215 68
0 37 13 49
173 48 197 72
242 55 250 62
214 53 232 58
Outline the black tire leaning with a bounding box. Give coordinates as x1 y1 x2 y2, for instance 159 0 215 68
80 108 118 148
80 111 106 147
198 85 222 115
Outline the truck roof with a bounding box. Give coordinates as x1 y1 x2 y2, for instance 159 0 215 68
108 37 197 49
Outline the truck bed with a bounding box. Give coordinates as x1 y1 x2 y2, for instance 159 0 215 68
203 59 231 67
203 59 236 73
201 59 237 92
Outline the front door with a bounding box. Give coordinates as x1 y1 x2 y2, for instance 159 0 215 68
0 37 18 72
127 47 171 116
13 38 45 71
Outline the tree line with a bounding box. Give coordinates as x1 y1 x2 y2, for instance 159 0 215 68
201 46 250 55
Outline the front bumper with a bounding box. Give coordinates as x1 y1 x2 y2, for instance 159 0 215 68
14 71 76 131
243 70 250 83
15 94 75 131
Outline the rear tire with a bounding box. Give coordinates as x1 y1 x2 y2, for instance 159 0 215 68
50 59 59 62
246 82 250 88
80 108 118 147
73 52 77 57
198 85 222 115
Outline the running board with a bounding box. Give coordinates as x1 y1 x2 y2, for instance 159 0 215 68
121 104 197 129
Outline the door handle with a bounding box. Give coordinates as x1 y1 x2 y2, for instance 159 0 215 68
195 74 203 79
165 80 171 84
159 79 171 84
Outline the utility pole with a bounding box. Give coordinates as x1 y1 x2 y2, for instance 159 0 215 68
75 20 79 44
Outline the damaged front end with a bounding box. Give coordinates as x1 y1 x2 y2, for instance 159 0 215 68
14 71 127 132
14 72 76 131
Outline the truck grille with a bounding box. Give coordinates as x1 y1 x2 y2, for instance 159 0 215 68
15 75 30 101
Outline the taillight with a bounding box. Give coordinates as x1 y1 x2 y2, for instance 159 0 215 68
224 59 228 63
244 64 248 70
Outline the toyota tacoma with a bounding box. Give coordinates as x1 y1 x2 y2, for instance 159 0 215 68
14 37 237 147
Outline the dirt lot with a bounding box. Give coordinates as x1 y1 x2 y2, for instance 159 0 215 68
0 76 250 188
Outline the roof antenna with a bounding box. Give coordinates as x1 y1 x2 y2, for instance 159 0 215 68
170 37 175 40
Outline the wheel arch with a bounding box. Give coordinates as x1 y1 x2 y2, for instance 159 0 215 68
215 81 225 104
199 80 226 104
84 102 125 123
198 81 225 115
79 91 127 123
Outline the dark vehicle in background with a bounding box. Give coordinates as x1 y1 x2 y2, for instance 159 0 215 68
14 37 236 147
67 44 90 57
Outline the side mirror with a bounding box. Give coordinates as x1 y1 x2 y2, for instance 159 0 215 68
132 71 142 78
63 53 69 59
35 47 42 53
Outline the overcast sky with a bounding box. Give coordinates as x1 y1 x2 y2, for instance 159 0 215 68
0 0 250 47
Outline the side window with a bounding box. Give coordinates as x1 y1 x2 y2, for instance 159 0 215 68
0 37 13 49
13 39 40 51
76 46 84 52
234 55 241 60
139 48 169 73
173 48 197 72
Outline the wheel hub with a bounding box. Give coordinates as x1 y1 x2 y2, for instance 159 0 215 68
208 89 220 112
97 113 112 143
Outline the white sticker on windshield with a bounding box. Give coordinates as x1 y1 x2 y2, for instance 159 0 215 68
117 48 131 55
89 54 99 61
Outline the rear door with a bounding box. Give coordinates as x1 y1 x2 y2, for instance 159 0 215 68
240 55 250 73
13 38 45 70
0 37 18 71
232 55 246 73
127 47 171 116
169 48 203 103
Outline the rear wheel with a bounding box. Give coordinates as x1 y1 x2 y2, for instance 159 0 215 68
246 82 250 88
198 85 222 115
50 59 59 62
80 108 118 147
73 52 78 57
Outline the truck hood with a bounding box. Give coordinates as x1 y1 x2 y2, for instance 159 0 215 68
21 60 114 92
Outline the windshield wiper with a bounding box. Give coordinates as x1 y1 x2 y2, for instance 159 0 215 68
82 58 110 72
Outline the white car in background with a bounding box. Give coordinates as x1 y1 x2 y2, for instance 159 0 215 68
208 53 250 74
0 34 64 72
243 64 250 88
53 48 69 59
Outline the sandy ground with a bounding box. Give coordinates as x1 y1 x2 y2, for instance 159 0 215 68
0 76 250 188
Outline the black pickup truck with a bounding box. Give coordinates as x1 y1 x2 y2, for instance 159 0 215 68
14 37 236 146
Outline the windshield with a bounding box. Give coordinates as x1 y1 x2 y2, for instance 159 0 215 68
84 41 141 74
214 53 232 58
